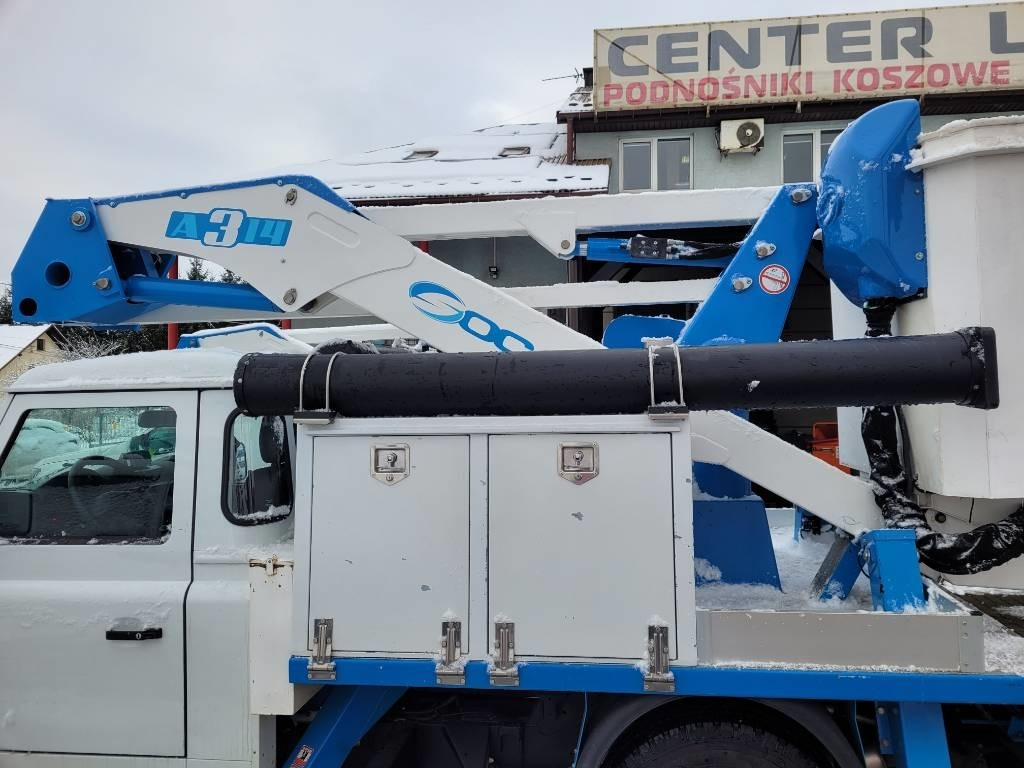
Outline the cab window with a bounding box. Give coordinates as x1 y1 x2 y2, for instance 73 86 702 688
0 406 176 543
223 413 292 525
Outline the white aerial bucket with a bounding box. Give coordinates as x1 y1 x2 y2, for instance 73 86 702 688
895 116 1024 498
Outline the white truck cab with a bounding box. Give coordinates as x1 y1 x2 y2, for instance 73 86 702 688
0 350 294 766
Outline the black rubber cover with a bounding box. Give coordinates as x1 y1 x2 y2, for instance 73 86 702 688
233 327 997 418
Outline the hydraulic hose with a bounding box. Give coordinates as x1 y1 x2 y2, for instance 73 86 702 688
860 302 1024 575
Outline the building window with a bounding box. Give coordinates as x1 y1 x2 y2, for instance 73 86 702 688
35 339 45 352
0 406 176 543
621 138 691 192
223 412 292 525
782 129 844 183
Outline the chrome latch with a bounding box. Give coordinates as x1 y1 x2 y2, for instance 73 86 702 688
372 444 410 485
643 624 675 692
308 618 336 681
558 443 598 485
490 621 519 686
436 619 465 685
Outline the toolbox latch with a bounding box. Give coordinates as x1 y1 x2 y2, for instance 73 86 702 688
643 624 675 692
436 619 466 686
308 618 336 681
489 621 519 687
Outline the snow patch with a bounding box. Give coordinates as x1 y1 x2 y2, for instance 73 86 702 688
694 558 722 582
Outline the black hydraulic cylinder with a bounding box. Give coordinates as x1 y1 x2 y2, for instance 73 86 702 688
233 327 997 418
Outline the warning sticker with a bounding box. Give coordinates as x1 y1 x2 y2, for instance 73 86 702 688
758 264 791 294
290 745 314 767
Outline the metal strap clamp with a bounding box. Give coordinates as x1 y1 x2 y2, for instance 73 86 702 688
645 339 688 420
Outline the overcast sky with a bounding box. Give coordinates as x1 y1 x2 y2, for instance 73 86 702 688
0 0 1002 285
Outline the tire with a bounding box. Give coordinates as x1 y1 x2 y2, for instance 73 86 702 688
608 719 822 768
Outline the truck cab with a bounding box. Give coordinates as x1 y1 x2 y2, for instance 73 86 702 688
0 349 294 765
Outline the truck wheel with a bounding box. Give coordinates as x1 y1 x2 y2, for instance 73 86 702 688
608 720 822 768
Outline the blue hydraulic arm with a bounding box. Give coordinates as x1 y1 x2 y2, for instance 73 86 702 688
680 184 817 346
280 686 405 768
12 176 347 326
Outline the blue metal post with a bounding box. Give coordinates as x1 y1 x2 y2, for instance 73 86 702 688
860 529 925 612
281 685 406 768
879 701 952 768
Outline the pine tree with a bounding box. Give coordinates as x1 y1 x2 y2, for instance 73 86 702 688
186 258 209 282
0 285 12 325
220 269 243 284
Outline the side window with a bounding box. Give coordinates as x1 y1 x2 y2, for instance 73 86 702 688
621 140 653 191
820 129 843 167
0 406 176 544
656 138 691 190
783 128 847 183
782 132 814 183
223 413 292 525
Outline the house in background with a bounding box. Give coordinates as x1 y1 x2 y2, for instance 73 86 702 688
0 325 57 386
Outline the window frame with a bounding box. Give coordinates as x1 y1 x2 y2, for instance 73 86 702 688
619 135 693 193
780 127 847 183
220 409 293 527
0 404 179 545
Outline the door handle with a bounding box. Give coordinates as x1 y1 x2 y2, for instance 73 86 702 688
105 627 163 641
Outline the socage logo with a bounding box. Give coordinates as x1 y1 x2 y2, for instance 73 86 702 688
408 281 535 352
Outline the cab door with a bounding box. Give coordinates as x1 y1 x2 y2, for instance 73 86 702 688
0 391 196 758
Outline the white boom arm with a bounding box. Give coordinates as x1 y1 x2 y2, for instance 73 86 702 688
98 180 601 352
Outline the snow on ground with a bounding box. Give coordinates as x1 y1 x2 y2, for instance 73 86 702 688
983 616 1024 675
696 523 873 612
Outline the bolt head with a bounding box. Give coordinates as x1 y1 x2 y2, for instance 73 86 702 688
790 188 812 203
93 277 111 290
914 251 925 261
69 210 90 229
560 239 571 250
285 188 298 205
731 276 752 293
283 288 297 305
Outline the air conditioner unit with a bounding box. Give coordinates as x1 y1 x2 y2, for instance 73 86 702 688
719 118 765 153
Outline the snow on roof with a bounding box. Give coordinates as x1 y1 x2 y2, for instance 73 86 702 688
9 348 240 393
559 84 594 114
277 123 608 202
0 324 51 369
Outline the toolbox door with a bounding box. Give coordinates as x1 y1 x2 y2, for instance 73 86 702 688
307 434 470 655
489 432 681 661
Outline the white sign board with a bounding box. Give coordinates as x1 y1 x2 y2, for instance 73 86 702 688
594 3 1024 111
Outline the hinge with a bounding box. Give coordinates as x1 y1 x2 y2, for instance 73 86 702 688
643 624 675 692
489 621 519 687
308 618 336 681
436 619 465 685
248 554 289 575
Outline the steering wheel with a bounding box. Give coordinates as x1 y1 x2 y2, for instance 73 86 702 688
68 456 133 517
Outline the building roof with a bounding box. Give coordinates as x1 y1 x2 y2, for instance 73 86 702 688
0 324 51 370
279 123 608 203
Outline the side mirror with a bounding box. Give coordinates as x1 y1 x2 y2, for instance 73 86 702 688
0 490 32 537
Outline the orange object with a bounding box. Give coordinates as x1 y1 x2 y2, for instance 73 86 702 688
810 421 851 473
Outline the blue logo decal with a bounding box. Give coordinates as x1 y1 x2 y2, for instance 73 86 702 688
409 281 535 352
166 208 291 248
